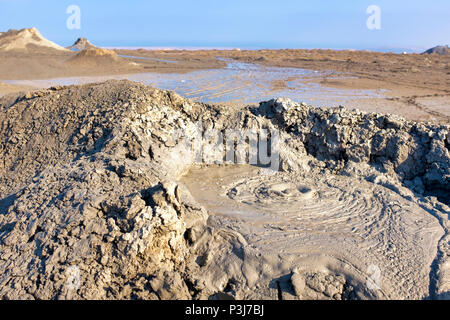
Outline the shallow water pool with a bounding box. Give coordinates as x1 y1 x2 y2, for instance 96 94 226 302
3 58 385 106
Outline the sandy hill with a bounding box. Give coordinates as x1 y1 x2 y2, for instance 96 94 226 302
422 45 449 55
0 28 69 53
67 37 97 51
66 48 125 65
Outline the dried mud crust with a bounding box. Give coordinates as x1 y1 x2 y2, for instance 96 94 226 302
0 81 448 300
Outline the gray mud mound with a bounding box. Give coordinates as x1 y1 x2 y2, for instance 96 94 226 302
0 82 449 300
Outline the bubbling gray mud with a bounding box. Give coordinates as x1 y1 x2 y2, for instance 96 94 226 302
179 97 450 300
180 164 444 299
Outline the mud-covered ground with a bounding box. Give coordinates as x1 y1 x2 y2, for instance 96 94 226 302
116 48 450 123
1 47 449 123
0 30 448 300
0 81 448 300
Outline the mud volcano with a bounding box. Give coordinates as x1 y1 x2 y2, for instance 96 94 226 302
0 80 448 300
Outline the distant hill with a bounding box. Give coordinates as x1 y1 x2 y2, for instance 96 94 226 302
67 37 97 51
66 48 126 66
422 45 449 55
0 28 69 53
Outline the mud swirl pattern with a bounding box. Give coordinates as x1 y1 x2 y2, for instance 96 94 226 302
180 164 444 299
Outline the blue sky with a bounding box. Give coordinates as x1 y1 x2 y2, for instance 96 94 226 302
0 0 449 52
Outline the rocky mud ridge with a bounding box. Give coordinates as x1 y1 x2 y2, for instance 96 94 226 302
0 80 448 299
